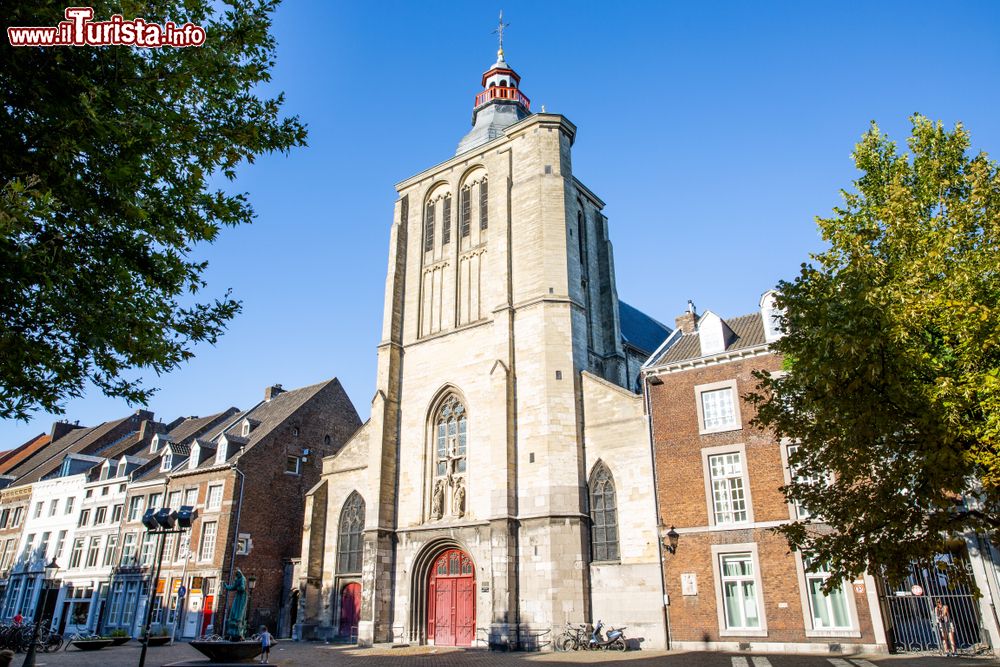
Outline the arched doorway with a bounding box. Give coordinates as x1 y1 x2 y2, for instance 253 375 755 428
338 583 360 641
427 548 475 646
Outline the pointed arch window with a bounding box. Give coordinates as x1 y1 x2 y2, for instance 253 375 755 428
423 200 436 252
589 463 619 561
479 179 488 230
336 492 365 574
435 395 467 478
460 188 471 238
442 194 452 245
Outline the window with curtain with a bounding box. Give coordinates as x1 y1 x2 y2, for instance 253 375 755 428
720 553 760 629
805 560 851 629
589 463 619 561
337 492 365 574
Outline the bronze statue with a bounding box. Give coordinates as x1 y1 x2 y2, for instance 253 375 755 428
223 569 248 640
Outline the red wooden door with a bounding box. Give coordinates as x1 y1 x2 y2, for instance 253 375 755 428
434 579 455 645
427 549 475 647
200 595 214 636
339 583 361 639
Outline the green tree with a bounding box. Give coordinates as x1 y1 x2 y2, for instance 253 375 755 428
0 1 306 420
749 115 1000 584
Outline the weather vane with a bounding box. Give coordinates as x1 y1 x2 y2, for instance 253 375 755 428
493 10 509 59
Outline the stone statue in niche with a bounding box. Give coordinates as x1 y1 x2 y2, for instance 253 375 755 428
453 480 466 518
431 479 444 519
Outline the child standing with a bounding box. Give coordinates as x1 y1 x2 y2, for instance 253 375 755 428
259 625 275 664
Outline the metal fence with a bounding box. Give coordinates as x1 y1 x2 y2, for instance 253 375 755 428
879 553 991 656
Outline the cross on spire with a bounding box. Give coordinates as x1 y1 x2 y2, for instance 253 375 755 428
492 10 509 60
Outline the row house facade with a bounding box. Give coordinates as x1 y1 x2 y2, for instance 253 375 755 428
103 379 360 639
0 378 360 640
642 295 888 654
0 411 157 633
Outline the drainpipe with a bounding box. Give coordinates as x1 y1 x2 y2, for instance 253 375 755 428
642 370 671 650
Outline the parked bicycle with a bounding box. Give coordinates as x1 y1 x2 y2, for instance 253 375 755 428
555 623 588 651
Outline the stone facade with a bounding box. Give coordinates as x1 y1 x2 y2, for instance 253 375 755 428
297 54 668 650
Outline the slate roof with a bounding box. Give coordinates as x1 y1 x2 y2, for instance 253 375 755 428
0 433 51 475
3 424 98 480
9 415 140 484
168 409 240 445
131 409 242 482
647 312 768 367
618 301 672 356
177 378 341 475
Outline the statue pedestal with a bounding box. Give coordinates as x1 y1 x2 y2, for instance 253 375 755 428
165 662 276 667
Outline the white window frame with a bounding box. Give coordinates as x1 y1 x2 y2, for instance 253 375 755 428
285 455 301 475
206 485 223 511
695 379 742 434
793 552 861 637
199 521 217 561
702 443 754 528
780 439 831 521
711 543 768 637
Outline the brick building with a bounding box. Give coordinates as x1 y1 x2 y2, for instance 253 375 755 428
104 379 360 639
642 293 887 654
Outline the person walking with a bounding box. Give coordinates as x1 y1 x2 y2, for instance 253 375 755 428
935 598 957 656
259 625 275 664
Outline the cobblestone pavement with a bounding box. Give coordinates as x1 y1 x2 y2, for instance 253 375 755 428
14 641 996 667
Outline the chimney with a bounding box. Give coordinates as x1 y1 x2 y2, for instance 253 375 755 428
674 300 698 334
50 419 82 442
138 419 165 444
264 384 285 401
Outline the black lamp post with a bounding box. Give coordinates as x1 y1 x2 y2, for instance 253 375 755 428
137 505 195 667
23 557 59 667
247 576 257 633
663 526 680 555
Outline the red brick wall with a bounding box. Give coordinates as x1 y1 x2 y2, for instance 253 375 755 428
649 352 879 646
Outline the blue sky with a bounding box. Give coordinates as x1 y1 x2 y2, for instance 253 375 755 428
3 1 999 444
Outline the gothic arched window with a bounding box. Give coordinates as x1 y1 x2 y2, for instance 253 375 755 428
479 179 488 230
589 463 619 561
423 200 436 252
336 492 365 574
435 395 467 478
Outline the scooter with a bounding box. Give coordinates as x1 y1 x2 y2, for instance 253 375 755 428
585 620 627 651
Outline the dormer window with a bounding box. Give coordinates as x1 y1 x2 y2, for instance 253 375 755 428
117 460 127 477
100 461 111 481
161 453 173 471
150 434 161 454
216 443 227 465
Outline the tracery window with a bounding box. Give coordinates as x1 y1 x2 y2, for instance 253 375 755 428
435 396 467 478
589 463 619 561
430 394 468 519
337 492 365 574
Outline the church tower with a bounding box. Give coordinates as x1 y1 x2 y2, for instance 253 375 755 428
298 24 669 649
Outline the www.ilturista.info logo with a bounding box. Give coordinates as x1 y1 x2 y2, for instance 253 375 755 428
8 7 206 47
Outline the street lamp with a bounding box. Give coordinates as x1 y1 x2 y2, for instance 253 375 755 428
247 576 257 631
23 557 59 667
663 526 679 555
137 506 195 667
